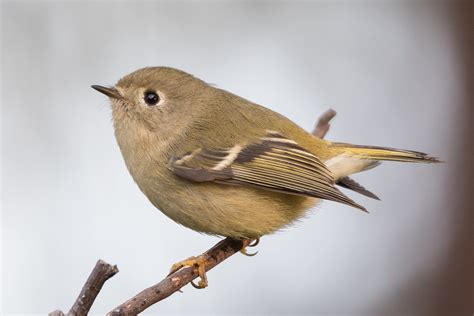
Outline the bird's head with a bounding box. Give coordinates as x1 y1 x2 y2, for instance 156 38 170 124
92 67 208 132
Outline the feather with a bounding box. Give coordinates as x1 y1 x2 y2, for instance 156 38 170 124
337 177 380 200
330 142 441 163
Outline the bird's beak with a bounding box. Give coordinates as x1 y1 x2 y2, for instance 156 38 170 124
91 85 122 99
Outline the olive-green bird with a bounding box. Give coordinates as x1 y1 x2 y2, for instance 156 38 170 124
92 67 439 288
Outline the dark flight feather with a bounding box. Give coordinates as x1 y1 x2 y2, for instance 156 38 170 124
337 176 380 200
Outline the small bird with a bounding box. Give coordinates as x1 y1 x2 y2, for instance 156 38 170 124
92 67 439 288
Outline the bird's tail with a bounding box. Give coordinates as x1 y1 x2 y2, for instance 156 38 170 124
323 142 440 206
324 142 440 182
329 142 441 163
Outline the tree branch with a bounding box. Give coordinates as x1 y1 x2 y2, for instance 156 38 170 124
312 108 337 138
49 260 118 316
108 237 251 315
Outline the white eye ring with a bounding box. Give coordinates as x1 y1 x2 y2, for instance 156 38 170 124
140 89 165 107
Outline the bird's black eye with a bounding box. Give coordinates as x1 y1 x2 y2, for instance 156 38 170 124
144 91 160 106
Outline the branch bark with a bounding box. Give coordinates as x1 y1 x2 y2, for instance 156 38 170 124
312 108 336 138
108 237 251 315
49 260 118 316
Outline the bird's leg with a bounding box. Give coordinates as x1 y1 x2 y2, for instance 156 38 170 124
240 238 260 257
168 255 208 289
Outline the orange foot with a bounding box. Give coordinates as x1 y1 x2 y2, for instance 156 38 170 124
168 255 208 289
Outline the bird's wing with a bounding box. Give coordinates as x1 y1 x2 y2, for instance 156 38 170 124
168 131 366 211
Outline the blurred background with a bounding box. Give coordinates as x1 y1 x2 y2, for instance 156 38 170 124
1 1 472 315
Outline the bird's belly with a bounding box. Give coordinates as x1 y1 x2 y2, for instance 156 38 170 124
146 180 319 239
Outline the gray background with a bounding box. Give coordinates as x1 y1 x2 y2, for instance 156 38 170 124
1 1 472 315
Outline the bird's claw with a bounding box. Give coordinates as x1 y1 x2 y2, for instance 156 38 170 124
168 255 208 289
248 238 260 247
240 238 260 256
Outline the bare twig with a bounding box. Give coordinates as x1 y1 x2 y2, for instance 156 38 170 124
312 108 337 138
69 260 119 315
108 237 251 315
49 260 118 316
